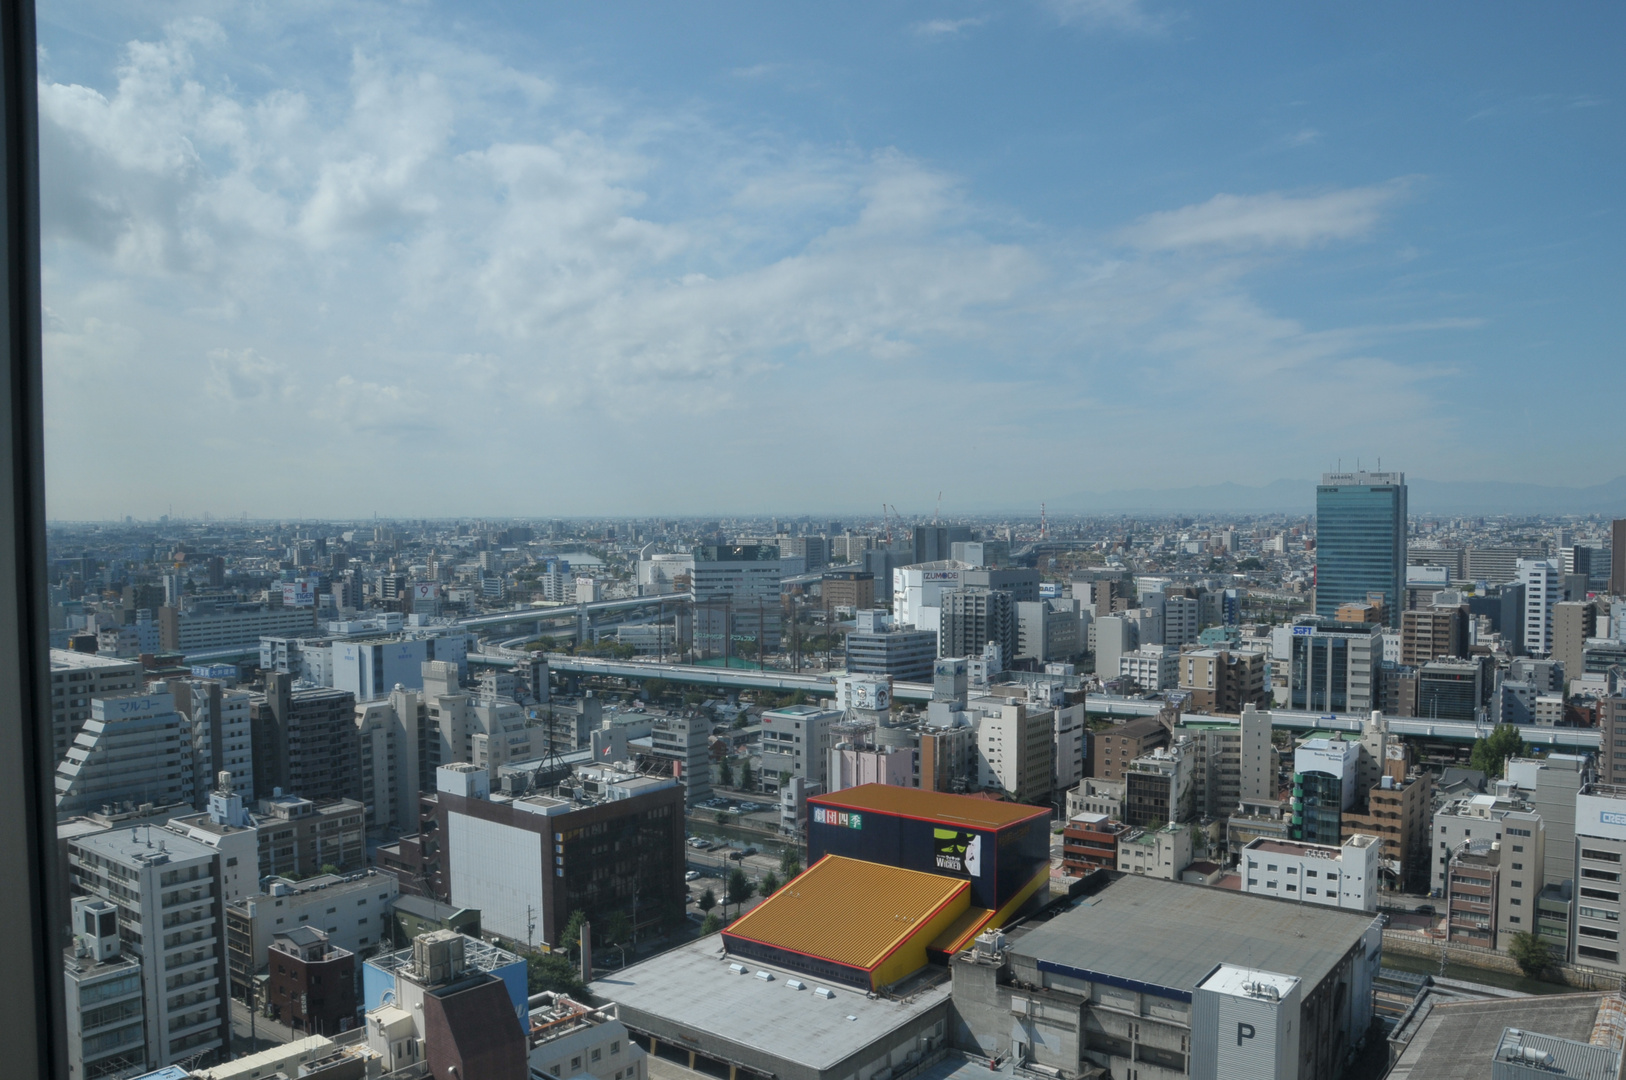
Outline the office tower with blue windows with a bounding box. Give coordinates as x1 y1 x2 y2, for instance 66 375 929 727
1315 471 1407 630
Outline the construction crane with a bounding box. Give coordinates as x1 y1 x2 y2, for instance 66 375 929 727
882 503 892 545
1040 502 1048 541
934 491 942 525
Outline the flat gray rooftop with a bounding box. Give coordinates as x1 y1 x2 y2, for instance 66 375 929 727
1010 875 1379 999
590 936 950 1072
1388 993 1609 1080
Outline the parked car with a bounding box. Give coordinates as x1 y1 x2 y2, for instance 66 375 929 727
685 870 701 881
739 846 759 858
1414 904 1435 916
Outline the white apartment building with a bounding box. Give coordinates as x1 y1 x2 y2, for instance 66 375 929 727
69 825 231 1070
1241 835 1381 911
1519 557 1562 657
975 702 1054 804
49 648 143 764
1119 644 1178 691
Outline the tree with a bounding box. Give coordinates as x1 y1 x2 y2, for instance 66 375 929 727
1508 930 1554 975
739 759 754 791
320 863 340 876
779 848 802 879
527 952 585 997
726 867 755 917
760 870 780 895
697 887 717 915
644 678 668 701
719 755 734 787
560 909 588 957
700 912 721 935
604 911 633 947
1470 724 1527 779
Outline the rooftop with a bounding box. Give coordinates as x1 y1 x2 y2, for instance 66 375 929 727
1388 993 1618 1080
50 648 141 671
1009 875 1379 1001
589 936 952 1072
811 784 1048 830
1248 837 1363 859
72 823 219 868
723 855 967 972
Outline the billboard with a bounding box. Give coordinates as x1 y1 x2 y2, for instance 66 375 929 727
413 582 440 601
282 579 316 607
808 799 1047 912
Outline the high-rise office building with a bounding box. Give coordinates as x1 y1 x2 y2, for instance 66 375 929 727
1315 471 1407 629
1519 558 1563 658
1613 520 1626 596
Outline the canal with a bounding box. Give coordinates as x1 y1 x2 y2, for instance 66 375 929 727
1381 950 1577 996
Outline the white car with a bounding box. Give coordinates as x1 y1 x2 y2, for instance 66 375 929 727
685 870 701 881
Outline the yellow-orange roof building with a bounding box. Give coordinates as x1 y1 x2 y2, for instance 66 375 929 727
722 855 972 991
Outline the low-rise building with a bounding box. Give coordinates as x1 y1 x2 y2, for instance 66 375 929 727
1060 813 1125 876
1119 644 1178 692
266 927 357 1037
226 869 399 1000
1240 835 1380 911
527 996 648 1080
1115 822 1193 880
1339 771 1434 892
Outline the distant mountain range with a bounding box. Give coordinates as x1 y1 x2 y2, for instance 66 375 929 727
1054 476 1626 516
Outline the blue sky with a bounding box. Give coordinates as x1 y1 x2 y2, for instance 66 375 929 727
35 1 1624 519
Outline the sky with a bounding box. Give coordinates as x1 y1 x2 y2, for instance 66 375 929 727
35 1 1626 520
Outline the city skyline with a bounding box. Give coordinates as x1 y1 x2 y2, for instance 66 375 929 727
36 1 1626 518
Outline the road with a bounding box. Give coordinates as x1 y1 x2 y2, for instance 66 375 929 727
228 998 298 1057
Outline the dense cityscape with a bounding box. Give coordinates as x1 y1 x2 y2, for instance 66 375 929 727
42 481 1626 1080
24 2 1623 1079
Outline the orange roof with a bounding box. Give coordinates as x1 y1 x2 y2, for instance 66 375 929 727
811 784 1048 830
723 856 967 971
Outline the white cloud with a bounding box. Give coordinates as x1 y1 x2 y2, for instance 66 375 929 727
36 12 1464 517
1120 183 1408 252
1046 0 1171 33
912 17 987 38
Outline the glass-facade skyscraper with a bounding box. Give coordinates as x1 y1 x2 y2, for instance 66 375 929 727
1315 471 1407 630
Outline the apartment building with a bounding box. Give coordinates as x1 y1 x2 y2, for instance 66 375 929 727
1178 648 1267 713
1400 606 1467 666
49 648 143 764
1090 715 1169 783
56 691 195 818
63 897 147 1079
68 825 231 1070
1339 772 1433 891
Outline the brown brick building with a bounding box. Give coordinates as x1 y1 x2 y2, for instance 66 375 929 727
1090 716 1169 783
1400 606 1467 667
266 927 356 1036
